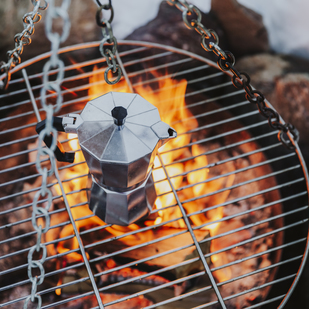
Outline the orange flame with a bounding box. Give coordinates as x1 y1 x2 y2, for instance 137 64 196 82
53 66 234 291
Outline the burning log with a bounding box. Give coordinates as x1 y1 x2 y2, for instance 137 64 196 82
95 257 192 297
96 262 170 287
84 226 211 270
57 293 154 309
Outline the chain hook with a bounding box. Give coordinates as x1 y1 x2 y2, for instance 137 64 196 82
96 0 122 85
96 0 112 8
279 124 300 150
96 3 114 28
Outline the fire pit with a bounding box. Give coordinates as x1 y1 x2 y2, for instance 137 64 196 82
0 41 309 309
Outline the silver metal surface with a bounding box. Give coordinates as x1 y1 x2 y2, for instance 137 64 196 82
89 171 157 225
0 41 308 309
61 91 176 225
22 69 41 122
67 92 176 188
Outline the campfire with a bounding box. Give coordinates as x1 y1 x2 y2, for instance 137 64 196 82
31 59 283 307
0 41 308 309
52 69 234 270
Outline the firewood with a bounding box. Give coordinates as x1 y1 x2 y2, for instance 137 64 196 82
57 293 153 309
96 261 170 288
88 226 211 270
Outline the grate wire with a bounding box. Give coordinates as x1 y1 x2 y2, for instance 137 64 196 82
0 41 308 309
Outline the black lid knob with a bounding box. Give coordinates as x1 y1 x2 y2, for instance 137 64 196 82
111 106 127 126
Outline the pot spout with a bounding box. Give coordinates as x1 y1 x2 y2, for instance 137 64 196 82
151 121 177 148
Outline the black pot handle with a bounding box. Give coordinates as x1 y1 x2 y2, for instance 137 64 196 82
36 117 75 163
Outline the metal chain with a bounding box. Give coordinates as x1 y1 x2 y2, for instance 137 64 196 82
166 0 299 150
24 1 70 308
0 0 48 90
96 0 122 84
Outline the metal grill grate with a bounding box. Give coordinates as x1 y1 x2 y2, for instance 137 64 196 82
0 41 308 309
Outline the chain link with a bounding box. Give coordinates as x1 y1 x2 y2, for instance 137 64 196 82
96 0 122 85
166 0 299 149
24 1 70 308
0 1 48 90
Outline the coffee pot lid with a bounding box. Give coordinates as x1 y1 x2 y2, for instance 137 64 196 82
76 92 169 164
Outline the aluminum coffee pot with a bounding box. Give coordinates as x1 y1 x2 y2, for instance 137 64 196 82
36 92 177 226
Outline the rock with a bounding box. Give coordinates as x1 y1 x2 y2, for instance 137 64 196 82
125 2 229 63
0 0 269 64
236 54 289 97
274 73 309 158
1 1 267 65
210 0 269 57
234 53 309 163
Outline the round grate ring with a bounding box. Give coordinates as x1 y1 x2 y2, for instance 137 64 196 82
0 40 308 309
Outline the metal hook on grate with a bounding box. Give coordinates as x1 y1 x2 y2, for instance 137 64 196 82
95 0 122 85
94 0 133 91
